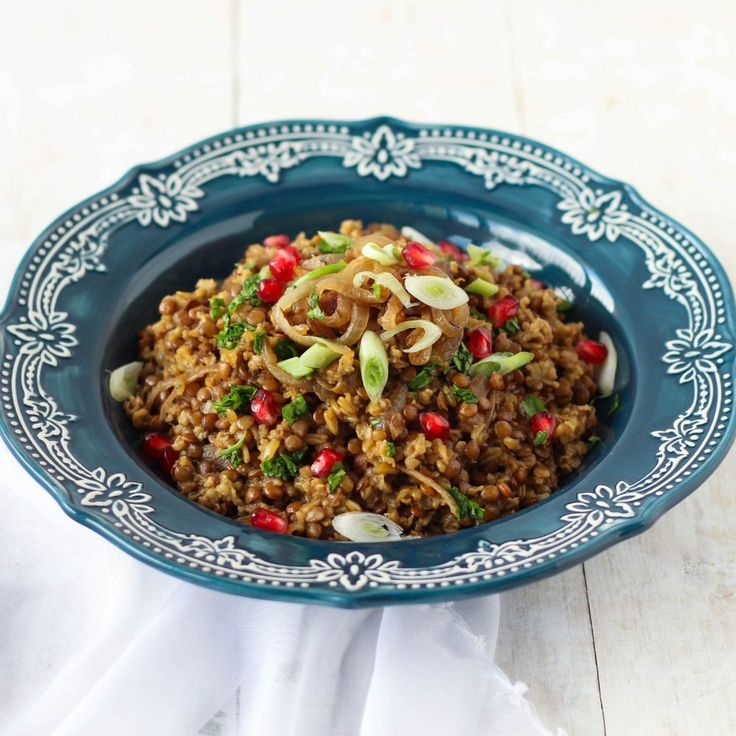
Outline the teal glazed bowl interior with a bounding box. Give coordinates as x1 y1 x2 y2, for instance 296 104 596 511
1 117 734 607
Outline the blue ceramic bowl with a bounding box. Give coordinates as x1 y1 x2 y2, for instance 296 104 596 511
1 118 734 607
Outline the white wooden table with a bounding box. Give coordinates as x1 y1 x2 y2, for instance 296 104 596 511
1 2 734 733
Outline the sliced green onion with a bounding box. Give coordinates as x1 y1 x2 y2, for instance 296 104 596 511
277 356 314 378
109 361 144 401
300 342 340 370
596 330 617 398
467 243 503 269
259 265 272 279
464 278 499 297
332 512 403 542
317 231 352 254
380 319 443 354
400 226 435 248
361 242 401 265
359 330 389 401
404 274 469 310
291 260 347 288
353 271 415 308
469 351 534 376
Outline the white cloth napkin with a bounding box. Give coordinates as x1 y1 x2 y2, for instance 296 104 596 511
0 442 562 736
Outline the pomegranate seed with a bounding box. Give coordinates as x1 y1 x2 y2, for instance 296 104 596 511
531 411 558 445
488 295 519 328
437 240 469 261
141 432 170 458
257 277 286 303
250 388 280 426
269 247 299 281
264 234 290 249
311 448 343 478
466 328 493 359
419 411 450 440
402 241 437 269
251 508 289 534
577 338 608 365
159 446 179 474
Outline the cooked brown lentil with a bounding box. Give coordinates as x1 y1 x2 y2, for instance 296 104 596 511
125 220 599 539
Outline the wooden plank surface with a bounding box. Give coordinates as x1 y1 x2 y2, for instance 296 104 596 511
1 0 734 733
504 2 736 733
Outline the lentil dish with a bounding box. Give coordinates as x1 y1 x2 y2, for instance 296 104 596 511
123 221 607 540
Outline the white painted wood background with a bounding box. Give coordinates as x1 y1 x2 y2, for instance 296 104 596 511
1 1 734 733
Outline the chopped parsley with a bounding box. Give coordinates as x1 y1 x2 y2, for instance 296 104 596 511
209 297 225 321
533 430 548 447
230 274 262 312
470 308 490 322
501 317 521 335
408 362 439 391
217 434 246 467
587 435 601 447
556 300 574 313
450 343 473 374
213 385 257 415
307 290 325 320
607 393 621 416
448 486 484 522
318 231 352 254
386 441 395 458
217 320 255 349
261 448 307 480
253 331 266 354
274 339 299 360
327 462 347 492
282 395 309 425
449 386 479 404
521 395 546 418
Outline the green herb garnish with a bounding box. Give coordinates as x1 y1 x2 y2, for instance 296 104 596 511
521 395 546 418
282 395 309 425
307 290 325 320
386 441 395 458
327 462 347 492
217 434 246 467
607 393 621 416
217 321 256 349
556 300 573 313
587 435 601 447
501 317 521 335
450 343 474 374
470 308 490 322
210 297 225 321
274 339 299 360
317 230 352 254
408 361 439 391
261 449 307 480
230 274 262 312
448 486 484 522
253 331 266 354
449 386 479 404
533 430 548 447
213 385 257 415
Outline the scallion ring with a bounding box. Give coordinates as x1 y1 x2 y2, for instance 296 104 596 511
332 512 403 542
109 361 144 401
469 351 534 376
404 274 469 310
359 330 389 401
